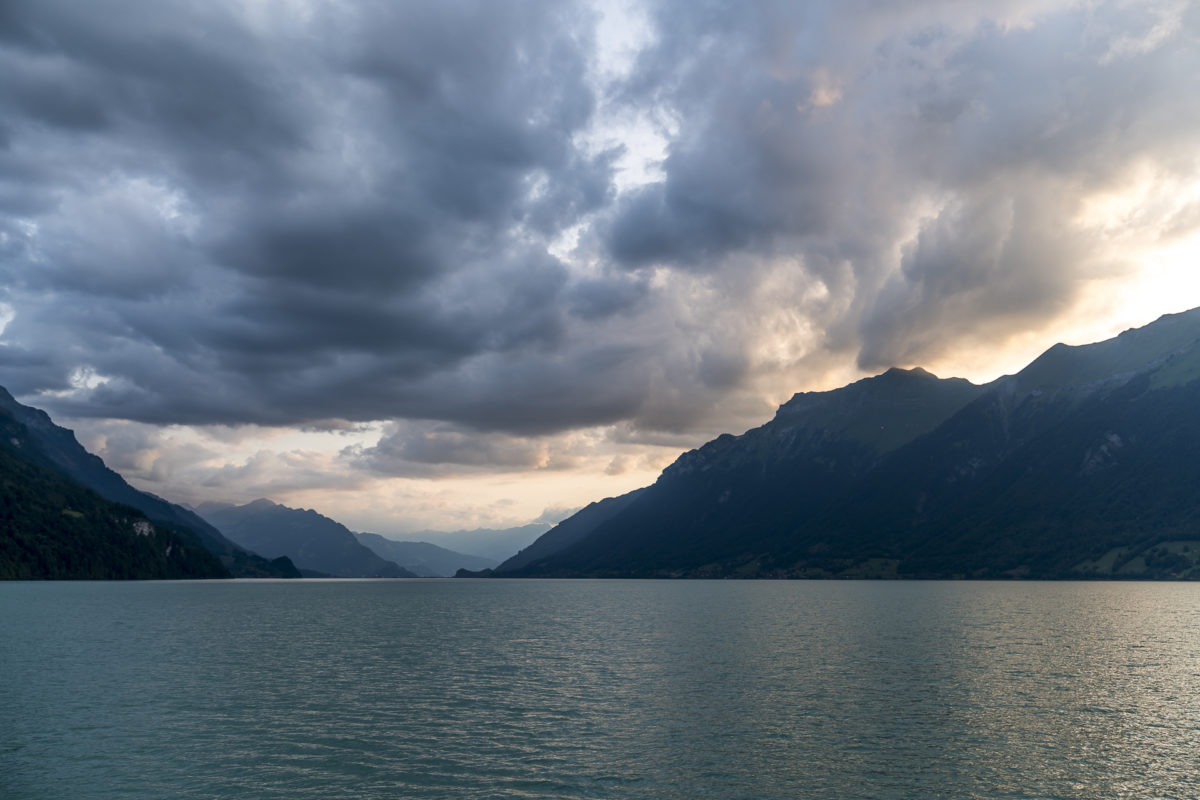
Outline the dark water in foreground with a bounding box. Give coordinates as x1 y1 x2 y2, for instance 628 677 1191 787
2 579 1198 799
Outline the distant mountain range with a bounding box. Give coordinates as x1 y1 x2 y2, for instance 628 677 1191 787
397 524 551 563
0 387 299 580
199 500 418 578
479 308 1200 580
493 490 646 574
353 533 498 577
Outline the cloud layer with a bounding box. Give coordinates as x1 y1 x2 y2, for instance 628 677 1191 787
2 0 1199 471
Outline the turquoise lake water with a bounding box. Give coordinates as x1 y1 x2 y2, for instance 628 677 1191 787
2 579 1198 799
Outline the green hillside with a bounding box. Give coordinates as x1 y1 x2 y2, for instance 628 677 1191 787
1 411 228 580
0 387 299 579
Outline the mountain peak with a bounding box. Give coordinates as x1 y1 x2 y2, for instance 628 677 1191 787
881 365 936 379
768 365 984 454
244 498 280 510
201 499 416 578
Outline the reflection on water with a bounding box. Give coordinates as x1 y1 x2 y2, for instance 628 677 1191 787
2 580 1198 799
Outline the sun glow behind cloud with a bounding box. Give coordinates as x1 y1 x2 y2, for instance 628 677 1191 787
908 164 1200 386
71 418 675 534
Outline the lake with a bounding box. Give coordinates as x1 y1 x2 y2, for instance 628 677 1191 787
2 579 1198 799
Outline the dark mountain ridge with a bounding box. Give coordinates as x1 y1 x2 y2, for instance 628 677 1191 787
1 404 228 579
0 387 299 578
503 366 986 577
398 523 550 563
353 533 498 577
489 488 648 575
201 499 417 578
503 308 1200 579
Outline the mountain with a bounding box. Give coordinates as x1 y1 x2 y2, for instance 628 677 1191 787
503 308 1200 580
398 523 551 563
0 387 300 579
1 404 228 579
353 533 497 577
201 500 417 578
487 489 647 575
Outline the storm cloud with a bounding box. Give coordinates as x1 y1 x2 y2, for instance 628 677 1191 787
2 0 1199 455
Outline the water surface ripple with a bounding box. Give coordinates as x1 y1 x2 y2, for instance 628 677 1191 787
3 580 1198 799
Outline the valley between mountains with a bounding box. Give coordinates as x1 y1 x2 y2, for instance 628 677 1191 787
6 308 1200 580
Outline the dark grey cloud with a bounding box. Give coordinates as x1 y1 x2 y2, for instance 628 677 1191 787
348 422 569 477
1 0 1198 458
0 0 627 427
566 273 651 321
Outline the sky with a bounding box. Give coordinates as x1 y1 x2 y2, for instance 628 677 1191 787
2 0 1199 534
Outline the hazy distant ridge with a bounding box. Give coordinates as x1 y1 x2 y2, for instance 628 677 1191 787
200 500 417 578
354 533 498 577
